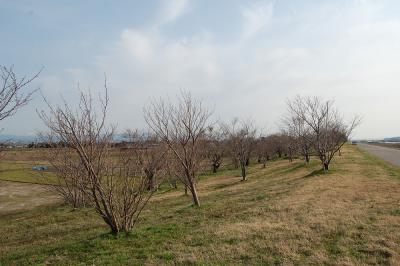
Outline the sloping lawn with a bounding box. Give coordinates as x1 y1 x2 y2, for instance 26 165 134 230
1 145 400 265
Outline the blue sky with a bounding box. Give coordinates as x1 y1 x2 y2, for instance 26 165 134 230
1 0 400 139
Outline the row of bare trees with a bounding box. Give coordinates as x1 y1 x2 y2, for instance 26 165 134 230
39 91 359 234
0 67 359 235
31 86 359 237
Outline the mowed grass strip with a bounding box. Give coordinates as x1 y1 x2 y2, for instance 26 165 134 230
1 145 400 265
0 161 56 184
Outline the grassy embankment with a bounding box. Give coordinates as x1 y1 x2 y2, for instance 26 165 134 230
1 145 400 265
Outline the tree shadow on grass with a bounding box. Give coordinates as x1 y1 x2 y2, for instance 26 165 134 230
303 169 326 178
213 179 243 190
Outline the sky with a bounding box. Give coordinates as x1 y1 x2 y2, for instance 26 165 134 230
1 0 400 139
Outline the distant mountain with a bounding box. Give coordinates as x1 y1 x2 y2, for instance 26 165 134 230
0 135 38 143
384 137 400 142
0 134 128 144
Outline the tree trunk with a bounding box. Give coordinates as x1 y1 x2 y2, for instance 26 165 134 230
170 178 177 189
305 153 310 164
212 162 220 173
147 173 155 190
189 181 200 206
241 164 247 181
323 162 329 171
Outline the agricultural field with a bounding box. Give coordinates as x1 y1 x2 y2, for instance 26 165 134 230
1 145 400 265
0 148 54 184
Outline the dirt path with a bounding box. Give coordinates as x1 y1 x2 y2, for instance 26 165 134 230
358 143 400 167
0 181 60 215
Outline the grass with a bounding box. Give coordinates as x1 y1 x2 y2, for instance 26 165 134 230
0 148 56 184
0 161 55 184
1 145 400 265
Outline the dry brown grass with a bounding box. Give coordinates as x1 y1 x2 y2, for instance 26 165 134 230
160 146 400 264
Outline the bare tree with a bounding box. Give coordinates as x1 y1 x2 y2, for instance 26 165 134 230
204 125 224 173
125 130 167 190
39 83 160 234
283 105 312 163
144 91 212 207
267 133 287 159
256 134 272 168
222 118 257 181
283 133 297 163
287 96 360 171
38 135 88 209
0 65 41 121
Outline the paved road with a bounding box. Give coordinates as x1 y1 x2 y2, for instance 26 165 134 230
358 143 400 167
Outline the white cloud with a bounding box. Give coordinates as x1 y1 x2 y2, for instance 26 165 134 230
158 0 189 24
241 0 274 38
120 30 154 61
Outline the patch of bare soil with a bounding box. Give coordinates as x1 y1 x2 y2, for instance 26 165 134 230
0 181 60 214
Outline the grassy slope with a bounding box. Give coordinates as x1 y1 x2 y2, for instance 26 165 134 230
1 145 400 265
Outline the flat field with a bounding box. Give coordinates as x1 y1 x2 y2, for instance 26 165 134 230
1 145 400 265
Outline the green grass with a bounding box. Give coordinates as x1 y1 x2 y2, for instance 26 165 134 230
1 146 400 265
357 148 400 179
0 161 55 184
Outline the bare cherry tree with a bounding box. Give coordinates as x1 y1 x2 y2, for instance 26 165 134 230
144 91 212 207
125 129 167 190
267 133 287 159
287 96 360 171
256 134 272 168
38 135 88 209
283 104 313 163
222 118 257 181
39 83 160 234
0 65 41 121
204 125 224 173
283 133 297 163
